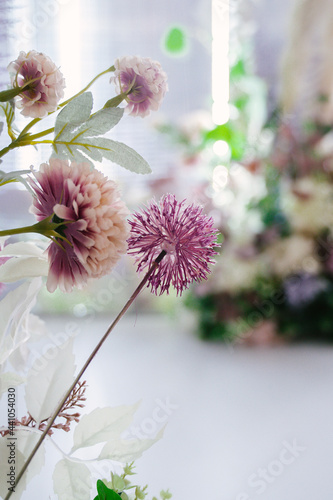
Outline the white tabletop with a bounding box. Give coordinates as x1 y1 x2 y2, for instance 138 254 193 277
24 312 333 500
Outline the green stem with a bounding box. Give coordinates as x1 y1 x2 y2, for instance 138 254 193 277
59 65 115 109
0 128 55 159
0 217 69 242
0 66 116 160
18 118 41 139
28 127 55 141
0 140 18 159
0 223 41 237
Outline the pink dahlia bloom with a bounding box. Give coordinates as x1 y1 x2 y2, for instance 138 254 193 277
127 194 220 295
7 50 65 118
29 159 129 293
110 56 168 117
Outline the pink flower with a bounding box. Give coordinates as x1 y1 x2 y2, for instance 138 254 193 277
7 50 65 118
110 56 168 117
29 159 129 293
127 194 220 295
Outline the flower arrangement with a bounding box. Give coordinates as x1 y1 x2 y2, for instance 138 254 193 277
0 50 219 499
153 50 333 346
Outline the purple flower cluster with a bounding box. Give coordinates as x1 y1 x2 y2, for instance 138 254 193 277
127 194 220 295
284 273 328 308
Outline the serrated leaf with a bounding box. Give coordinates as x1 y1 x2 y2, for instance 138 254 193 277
71 402 140 453
98 427 165 463
53 459 91 500
54 92 93 137
51 93 150 173
88 138 151 174
25 339 76 423
76 107 124 136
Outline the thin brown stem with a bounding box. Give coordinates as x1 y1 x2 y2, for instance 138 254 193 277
4 250 166 500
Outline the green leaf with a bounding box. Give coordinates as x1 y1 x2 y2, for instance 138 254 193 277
230 59 246 80
87 137 151 174
203 124 246 160
95 480 122 500
163 26 188 55
76 106 124 136
51 92 150 173
54 92 93 137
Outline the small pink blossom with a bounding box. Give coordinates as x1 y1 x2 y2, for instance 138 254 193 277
7 50 65 118
29 159 129 293
127 194 220 295
110 56 168 117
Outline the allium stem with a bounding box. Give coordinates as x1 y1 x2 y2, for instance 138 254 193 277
4 250 166 500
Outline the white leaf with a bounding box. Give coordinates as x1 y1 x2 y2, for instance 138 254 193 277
0 429 44 499
0 372 25 397
0 279 43 365
0 437 26 499
71 402 140 453
0 256 48 282
54 92 93 137
0 241 47 258
9 314 48 371
53 459 91 500
15 429 46 486
0 241 48 283
98 427 165 463
25 339 76 423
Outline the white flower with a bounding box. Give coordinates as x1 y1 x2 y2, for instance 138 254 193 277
263 234 320 277
281 176 333 235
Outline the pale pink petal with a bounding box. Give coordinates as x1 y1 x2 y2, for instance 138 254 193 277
29 159 129 293
7 50 65 118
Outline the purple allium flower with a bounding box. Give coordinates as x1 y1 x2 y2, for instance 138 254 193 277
110 56 168 117
7 50 65 118
127 194 220 295
29 159 129 293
